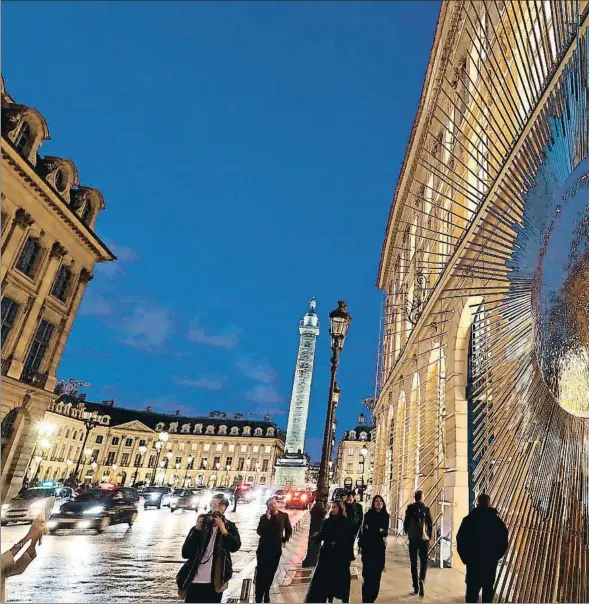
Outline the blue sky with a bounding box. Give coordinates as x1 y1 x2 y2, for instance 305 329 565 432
3 1 439 460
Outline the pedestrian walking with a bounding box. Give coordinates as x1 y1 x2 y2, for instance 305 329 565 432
255 497 293 603
358 495 389 603
305 500 354 603
177 492 241 603
1 517 45 602
344 491 363 546
456 494 508 603
403 490 433 597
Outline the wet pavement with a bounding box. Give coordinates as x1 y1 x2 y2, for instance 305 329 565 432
3 499 306 603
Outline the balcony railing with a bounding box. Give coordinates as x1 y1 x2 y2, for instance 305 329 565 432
20 368 49 389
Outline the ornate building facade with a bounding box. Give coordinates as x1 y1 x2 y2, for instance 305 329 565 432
333 414 373 492
373 2 588 601
27 396 285 489
1 77 115 501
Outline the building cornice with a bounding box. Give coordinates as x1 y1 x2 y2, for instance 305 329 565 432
1 140 115 262
376 1 462 290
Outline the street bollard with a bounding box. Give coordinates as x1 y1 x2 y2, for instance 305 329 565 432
240 578 252 602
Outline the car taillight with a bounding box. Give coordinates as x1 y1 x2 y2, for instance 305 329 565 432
285 494 292 501
301 494 307 502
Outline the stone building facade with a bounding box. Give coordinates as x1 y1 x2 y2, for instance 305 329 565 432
27 396 285 489
1 77 114 501
333 414 373 492
373 2 588 601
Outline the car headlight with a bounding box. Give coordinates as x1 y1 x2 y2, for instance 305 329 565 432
83 506 105 515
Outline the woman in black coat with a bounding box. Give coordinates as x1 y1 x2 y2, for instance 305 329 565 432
358 495 390 603
305 500 354 603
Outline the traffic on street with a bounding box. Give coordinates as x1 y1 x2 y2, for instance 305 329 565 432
3 487 306 603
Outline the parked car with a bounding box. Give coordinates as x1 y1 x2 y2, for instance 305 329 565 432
285 489 311 510
142 486 172 509
47 485 139 533
273 489 286 502
1 483 75 526
170 488 212 512
234 484 255 503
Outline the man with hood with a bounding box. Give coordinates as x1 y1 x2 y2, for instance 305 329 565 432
403 490 433 596
457 493 509 603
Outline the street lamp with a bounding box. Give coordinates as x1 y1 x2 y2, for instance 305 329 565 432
90 460 98 483
255 462 261 486
303 300 351 568
150 431 169 485
132 445 148 486
71 411 100 484
225 464 231 486
360 445 368 497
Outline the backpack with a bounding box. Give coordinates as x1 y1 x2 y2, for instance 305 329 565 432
407 505 430 541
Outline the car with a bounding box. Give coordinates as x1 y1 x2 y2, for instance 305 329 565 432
285 489 311 510
170 489 209 512
234 484 255 503
47 485 139 533
142 486 172 509
273 489 286 502
211 487 235 508
1 483 76 526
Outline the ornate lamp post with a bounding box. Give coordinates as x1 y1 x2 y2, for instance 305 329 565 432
360 445 368 497
183 456 194 487
79 448 93 484
90 460 98 483
303 300 351 568
71 411 100 484
132 445 148 486
150 431 169 485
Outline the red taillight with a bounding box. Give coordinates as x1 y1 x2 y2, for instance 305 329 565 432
301 494 307 502
285 493 292 501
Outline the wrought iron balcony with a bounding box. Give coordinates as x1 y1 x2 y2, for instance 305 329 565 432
20 368 49 389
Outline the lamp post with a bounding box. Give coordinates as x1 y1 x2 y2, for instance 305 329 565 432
360 445 368 497
183 456 194 487
32 454 44 484
25 422 55 485
150 431 169 485
158 460 166 485
225 464 231 486
255 462 261 487
132 445 148 486
329 460 334 486
71 411 100 484
90 460 98 484
303 300 351 568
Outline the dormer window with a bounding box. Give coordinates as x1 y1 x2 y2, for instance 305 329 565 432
243 426 251 436
205 425 215 435
266 427 275 437
349 430 357 440
254 427 263 437
14 122 31 155
55 169 66 193
230 426 239 436
81 202 94 226
359 432 367 441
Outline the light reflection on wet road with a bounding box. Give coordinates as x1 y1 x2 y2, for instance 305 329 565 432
3 499 305 603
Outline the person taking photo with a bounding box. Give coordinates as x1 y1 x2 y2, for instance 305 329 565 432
177 493 241 603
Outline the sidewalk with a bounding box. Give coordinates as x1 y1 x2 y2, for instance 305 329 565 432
276 535 466 603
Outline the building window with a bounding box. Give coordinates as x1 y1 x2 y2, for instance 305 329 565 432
14 122 32 154
139 439 146 447
253 445 259 453
216 443 223 452
237 458 245 471
112 437 120 446
133 453 141 466
23 319 54 375
175 456 182 466
229 444 235 452
1 297 20 346
240 445 247 453
81 202 93 226
121 453 130 466
92 449 100 460
204 443 211 452
348 448 354 456
51 266 72 302
264 445 271 454
79 432 83 441
16 237 42 277
213 456 221 468
149 455 156 468
346 462 353 473
55 169 66 192
125 438 133 447
226 456 233 468
191 443 198 451
106 451 116 466
96 435 103 444
230 427 239 435
179 442 185 451
262 459 269 472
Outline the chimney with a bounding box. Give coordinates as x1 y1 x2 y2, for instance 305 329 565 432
358 413 365 424
146 406 152 413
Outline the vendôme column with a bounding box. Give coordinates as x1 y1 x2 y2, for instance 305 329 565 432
274 298 319 487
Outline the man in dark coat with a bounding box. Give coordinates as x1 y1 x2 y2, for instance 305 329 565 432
255 497 292 603
403 490 433 596
457 494 508 603
178 493 241 603
344 491 363 544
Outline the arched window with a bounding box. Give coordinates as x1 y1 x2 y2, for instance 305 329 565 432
72 431 77 441
254 427 263 437
266 427 275 437
230 427 239 436
81 201 94 226
65 429 70 439
14 122 32 155
243 426 251 436
55 169 66 192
